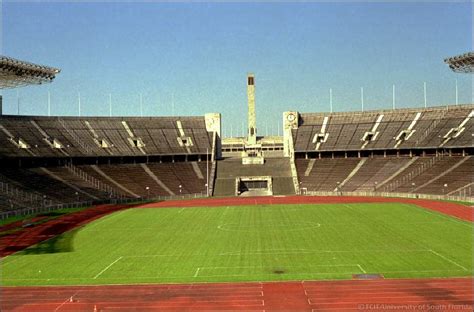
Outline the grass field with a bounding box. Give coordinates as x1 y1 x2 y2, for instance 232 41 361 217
2 202 473 286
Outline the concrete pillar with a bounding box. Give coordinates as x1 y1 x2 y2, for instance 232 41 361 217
205 113 222 159
283 111 298 157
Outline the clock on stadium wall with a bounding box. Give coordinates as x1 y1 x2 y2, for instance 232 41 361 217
287 113 296 122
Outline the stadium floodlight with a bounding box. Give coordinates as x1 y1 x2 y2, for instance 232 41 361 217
444 51 474 73
0 55 60 89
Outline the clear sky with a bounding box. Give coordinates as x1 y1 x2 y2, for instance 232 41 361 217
1 1 472 136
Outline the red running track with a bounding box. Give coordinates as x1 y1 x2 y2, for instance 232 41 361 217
1 278 472 311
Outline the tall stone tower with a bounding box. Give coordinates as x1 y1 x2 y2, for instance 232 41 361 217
247 73 257 145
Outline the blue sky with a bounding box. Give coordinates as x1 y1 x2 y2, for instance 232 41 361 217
1 1 472 136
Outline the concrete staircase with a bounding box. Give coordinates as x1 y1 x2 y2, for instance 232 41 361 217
213 157 295 196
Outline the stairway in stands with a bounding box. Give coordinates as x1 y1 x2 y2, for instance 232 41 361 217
213 157 296 196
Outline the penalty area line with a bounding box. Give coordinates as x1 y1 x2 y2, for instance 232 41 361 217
429 249 468 271
94 256 123 279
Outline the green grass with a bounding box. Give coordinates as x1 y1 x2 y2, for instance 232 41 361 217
2 202 473 286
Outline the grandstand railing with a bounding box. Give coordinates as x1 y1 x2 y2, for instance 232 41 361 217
302 190 473 203
0 191 209 220
2 189 470 221
0 200 98 221
0 181 53 209
65 162 122 198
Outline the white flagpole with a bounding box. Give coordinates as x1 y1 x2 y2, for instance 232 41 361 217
47 90 51 116
361 87 364 112
329 88 333 113
78 92 81 116
139 93 143 117
16 90 20 115
206 148 209 196
171 92 175 116
109 93 112 117
455 80 458 105
392 85 395 110
423 82 427 108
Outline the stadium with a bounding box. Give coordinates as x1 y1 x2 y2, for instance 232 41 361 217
0 3 473 312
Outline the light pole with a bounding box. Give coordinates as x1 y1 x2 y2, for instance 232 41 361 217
373 181 378 192
206 148 209 197
443 183 448 195
411 182 416 193
179 185 182 195
329 88 333 113
47 90 51 116
145 186 150 198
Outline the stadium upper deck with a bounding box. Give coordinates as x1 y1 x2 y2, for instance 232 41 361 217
292 104 473 153
0 115 217 159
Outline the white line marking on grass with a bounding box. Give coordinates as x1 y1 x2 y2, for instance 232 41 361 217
196 272 361 278
219 249 309 256
93 256 123 279
178 207 186 213
219 249 430 256
357 264 367 273
199 264 359 269
429 249 468 271
217 222 320 231
194 267 201 277
4 268 469 283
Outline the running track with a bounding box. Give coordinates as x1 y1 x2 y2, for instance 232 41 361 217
2 278 473 311
1 196 473 311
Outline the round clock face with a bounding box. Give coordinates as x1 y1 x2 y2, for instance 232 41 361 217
287 114 296 122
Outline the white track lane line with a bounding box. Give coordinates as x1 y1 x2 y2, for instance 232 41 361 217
54 290 80 312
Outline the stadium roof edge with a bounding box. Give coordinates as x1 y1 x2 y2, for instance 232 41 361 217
0 55 61 89
298 103 474 116
444 51 474 73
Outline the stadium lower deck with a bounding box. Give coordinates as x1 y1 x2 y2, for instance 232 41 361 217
1 196 473 311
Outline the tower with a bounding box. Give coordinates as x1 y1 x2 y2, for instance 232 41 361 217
247 73 257 145
242 73 264 164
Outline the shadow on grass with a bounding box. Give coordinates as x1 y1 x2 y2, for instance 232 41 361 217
21 227 79 254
